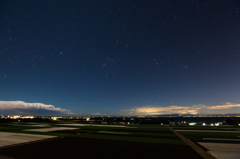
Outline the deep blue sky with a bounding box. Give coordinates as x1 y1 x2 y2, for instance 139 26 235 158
0 0 240 116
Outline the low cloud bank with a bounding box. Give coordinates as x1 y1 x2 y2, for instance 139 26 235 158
0 101 72 116
91 112 105 116
124 102 240 115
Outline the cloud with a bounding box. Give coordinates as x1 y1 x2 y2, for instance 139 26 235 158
91 112 105 116
123 102 240 115
0 101 72 116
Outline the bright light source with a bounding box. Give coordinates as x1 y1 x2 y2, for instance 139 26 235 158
189 122 196 126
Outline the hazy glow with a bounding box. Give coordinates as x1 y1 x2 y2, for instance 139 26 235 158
124 102 240 115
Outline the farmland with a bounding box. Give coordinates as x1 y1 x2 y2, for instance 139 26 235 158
0 122 204 159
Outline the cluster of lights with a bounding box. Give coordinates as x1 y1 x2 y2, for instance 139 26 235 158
189 122 221 126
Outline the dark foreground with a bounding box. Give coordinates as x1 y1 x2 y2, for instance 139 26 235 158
0 136 203 159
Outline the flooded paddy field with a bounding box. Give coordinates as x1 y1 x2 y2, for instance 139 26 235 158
171 125 240 159
0 122 204 159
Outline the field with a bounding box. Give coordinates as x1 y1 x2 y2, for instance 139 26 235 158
0 122 186 145
0 122 204 159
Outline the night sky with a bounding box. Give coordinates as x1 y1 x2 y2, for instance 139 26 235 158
1 0 240 116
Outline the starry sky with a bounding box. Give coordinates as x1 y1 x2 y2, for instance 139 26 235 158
0 0 240 116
